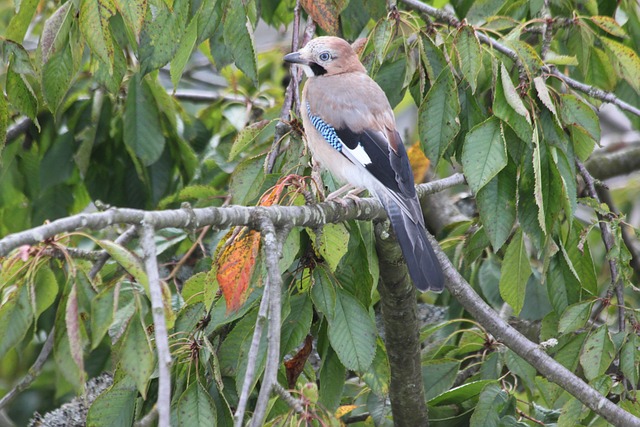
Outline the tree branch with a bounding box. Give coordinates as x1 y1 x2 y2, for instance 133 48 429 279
399 0 640 117
140 223 172 427
428 233 640 426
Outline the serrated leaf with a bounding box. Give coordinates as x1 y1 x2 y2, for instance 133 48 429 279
559 301 593 333
223 0 258 85
476 161 516 251
0 93 7 155
418 67 460 166
423 359 460 401
176 381 217 426
113 0 147 38
601 37 640 93
533 76 558 118
170 16 198 90
372 19 393 64
65 283 85 375
6 63 38 124
559 94 600 142
311 266 337 319
119 314 155 398
500 63 530 123
123 74 165 166
580 325 615 381
281 294 313 357
86 387 137 427
79 0 116 71
94 239 149 293
308 223 349 272
181 272 206 305
139 0 189 74
319 346 345 411
362 341 390 396
40 1 74 63
228 154 265 205
546 253 581 314
499 229 531 315
588 16 627 38
455 25 482 93
32 266 58 321
0 282 32 359
620 335 639 387
42 43 74 113
532 127 546 234
328 288 376 372
228 119 272 161
505 350 536 391
429 379 495 406
91 285 115 349
469 383 508 427
544 52 578 66
462 117 507 194
420 34 447 85
5 0 38 42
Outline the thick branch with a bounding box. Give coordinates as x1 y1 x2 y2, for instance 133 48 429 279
428 234 640 426
375 222 429 426
140 223 172 427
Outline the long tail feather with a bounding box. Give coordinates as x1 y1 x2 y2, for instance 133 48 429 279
381 192 444 292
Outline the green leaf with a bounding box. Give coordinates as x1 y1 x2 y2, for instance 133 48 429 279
418 67 460 165
182 272 206 305
228 154 266 205
505 350 536 391
546 252 581 314
91 285 115 349
228 119 273 161
500 63 530 123
559 94 600 142
466 0 506 25
423 359 460 401
87 386 137 427
113 0 147 38
362 341 390 396
170 16 198 90
311 266 337 319
308 223 349 272
124 74 165 166
0 282 32 359
493 67 532 144
429 379 494 406
5 0 39 42
65 283 85 376
462 117 507 194
455 25 482 93
176 381 217 426
0 93 7 156
32 265 58 322
6 63 38 124
40 1 74 63
94 238 149 294
328 288 376 372
372 19 393 64
476 161 516 251
42 43 74 114
533 76 558 119
119 314 155 398
499 229 531 315
558 301 594 334
319 346 345 411
553 333 587 373
601 37 640 93
222 0 258 86
420 34 447 85
138 0 189 74
469 383 507 427
580 325 615 381
531 127 546 234
620 335 639 387
564 220 597 295
79 0 116 70
281 293 313 357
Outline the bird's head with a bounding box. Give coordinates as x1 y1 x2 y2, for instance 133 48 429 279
283 36 366 77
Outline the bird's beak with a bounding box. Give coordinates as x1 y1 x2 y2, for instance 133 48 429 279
283 51 307 65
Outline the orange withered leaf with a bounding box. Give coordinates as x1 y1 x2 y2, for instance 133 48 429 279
300 0 341 35
216 228 261 313
407 143 431 184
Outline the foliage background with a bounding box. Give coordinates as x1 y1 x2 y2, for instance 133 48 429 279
0 0 639 425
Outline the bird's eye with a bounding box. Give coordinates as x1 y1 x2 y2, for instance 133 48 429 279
318 52 331 61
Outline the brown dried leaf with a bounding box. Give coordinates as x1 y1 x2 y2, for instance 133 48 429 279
300 0 340 35
284 335 313 388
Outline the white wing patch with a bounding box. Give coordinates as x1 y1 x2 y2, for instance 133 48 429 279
344 143 372 166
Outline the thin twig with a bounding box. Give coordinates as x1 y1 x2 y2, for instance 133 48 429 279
577 160 625 332
399 0 640 117
250 218 289 427
140 222 172 427
272 383 304 414
539 0 553 60
165 225 210 281
0 327 55 409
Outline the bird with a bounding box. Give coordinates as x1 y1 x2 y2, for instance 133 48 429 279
283 36 444 292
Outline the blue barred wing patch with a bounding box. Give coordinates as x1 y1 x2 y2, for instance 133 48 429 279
306 103 342 152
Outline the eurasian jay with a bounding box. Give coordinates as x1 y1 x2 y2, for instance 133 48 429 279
284 36 444 292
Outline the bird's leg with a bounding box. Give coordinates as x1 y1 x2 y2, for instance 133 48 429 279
325 184 366 209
